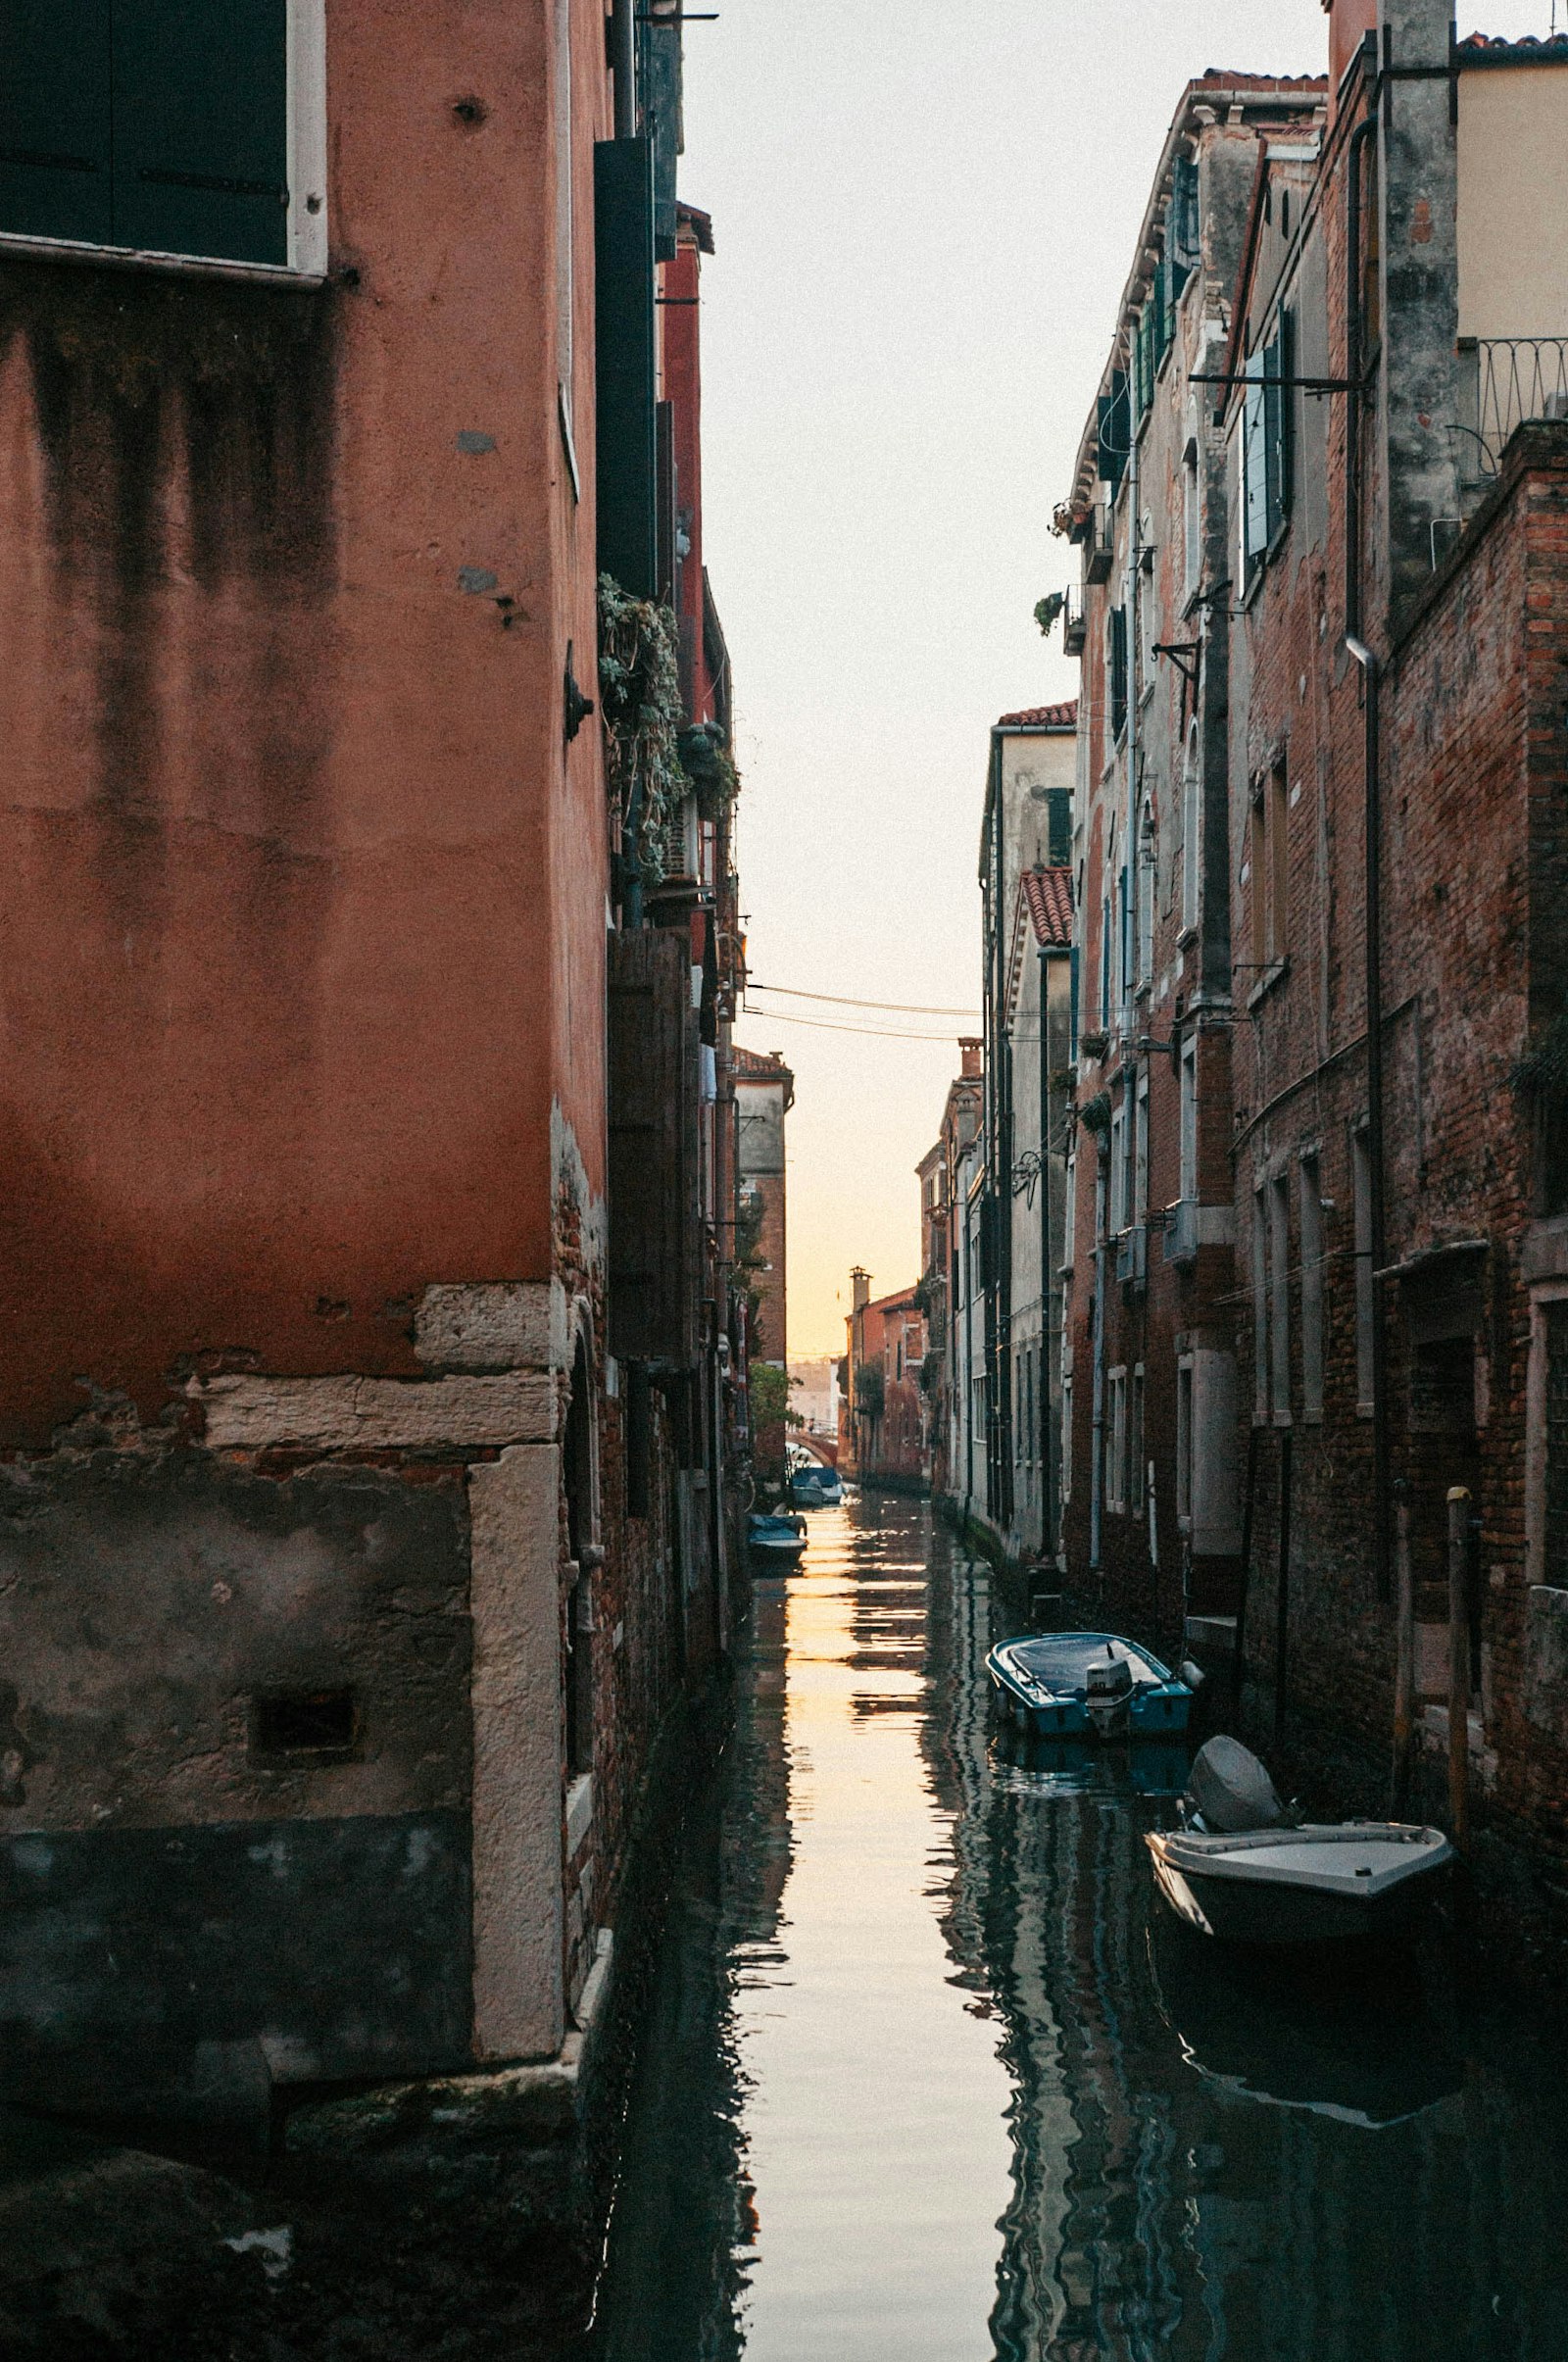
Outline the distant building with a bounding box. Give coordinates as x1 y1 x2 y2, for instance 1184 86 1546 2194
788 1356 841 1446
733 1045 794 1473
923 1040 983 1511
842 1272 929 1491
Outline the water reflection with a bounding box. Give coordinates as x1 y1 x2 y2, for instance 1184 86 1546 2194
589 1496 1568 2362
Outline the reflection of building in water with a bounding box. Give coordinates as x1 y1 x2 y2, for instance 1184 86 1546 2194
594 1570 794 2362
925 1539 1568 2361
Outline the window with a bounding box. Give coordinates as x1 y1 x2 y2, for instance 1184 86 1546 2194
0 0 326 273
1544 1303 1568 1583
1269 1173 1291 1420
1100 897 1111 1028
1251 1184 1269 1423
1179 1037 1198 1204
1183 436 1202 594
1130 1366 1145 1516
1176 1357 1194 1524
1108 608 1128 741
1352 1124 1376 1414
1098 369 1129 493
1137 802 1154 987
1046 787 1072 867
1170 155 1200 267
1109 1102 1127 1233
1061 1375 1073 1502
251 1687 356 1763
1241 310 1295 567
1135 1066 1150 1220
1299 1154 1324 1420
1106 1367 1127 1514
1250 760 1290 971
1181 725 1200 935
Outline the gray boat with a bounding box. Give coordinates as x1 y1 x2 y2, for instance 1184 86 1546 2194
1146 1736 1453 1944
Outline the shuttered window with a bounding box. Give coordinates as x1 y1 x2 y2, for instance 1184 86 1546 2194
595 137 659 601
1097 369 1129 495
0 0 291 266
1241 311 1295 568
608 926 701 1366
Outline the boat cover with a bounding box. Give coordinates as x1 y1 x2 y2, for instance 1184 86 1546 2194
1189 1735 1285 1833
1007 1633 1169 1694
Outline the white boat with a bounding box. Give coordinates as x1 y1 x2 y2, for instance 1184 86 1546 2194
1146 1737 1453 1944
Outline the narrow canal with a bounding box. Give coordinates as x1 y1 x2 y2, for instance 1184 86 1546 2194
588 1492 1568 2362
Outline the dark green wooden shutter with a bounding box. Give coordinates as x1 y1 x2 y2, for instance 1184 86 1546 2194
1265 310 1295 541
0 0 113 244
1109 608 1128 740
595 137 659 600
607 925 700 1365
1047 788 1072 869
111 0 288 264
1097 369 1128 493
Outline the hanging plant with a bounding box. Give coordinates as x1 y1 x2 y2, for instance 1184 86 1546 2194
598 573 685 882
677 720 742 818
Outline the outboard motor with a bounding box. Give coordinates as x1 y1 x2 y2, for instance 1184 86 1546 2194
1086 1646 1135 1736
1188 1734 1285 1832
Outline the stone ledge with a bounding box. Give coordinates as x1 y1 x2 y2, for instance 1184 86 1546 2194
414 1283 552 1374
190 1371 556 1452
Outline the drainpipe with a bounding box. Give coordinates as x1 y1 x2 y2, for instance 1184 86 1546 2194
1348 630 1390 1599
611 0 637 137
1345 89 1379 638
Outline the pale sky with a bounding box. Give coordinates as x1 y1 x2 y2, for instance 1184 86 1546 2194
682 0 1553 1359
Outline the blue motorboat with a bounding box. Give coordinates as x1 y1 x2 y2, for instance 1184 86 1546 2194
748 1510 808 1569
790 1462 844 1509
986 1630 1195 1741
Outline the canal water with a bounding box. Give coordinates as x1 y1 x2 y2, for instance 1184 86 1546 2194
588 1491 1568 2362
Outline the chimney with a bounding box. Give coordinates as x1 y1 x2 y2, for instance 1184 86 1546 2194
851 1267 871 1312
1324 0 1378 117
1377 0 1462 622
958 1037 983 1080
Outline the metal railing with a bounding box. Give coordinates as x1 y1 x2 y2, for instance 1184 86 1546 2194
1454 337 1568 482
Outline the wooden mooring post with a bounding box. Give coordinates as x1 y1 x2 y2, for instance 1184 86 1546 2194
1446 1485 1472 1855
1391 1482 1414 1817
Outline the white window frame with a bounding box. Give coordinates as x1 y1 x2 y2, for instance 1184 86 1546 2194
1181 722 1201 936
0 1 327 281
1135 1065 1151 1221
1176 1354 1194 1527
1251 1184 1269 1424
1179 1037 1198 1205
1106 1366 1127 1514
1183 432 1201 594
1130 1364 1146 1516
1269 1172 1292 1423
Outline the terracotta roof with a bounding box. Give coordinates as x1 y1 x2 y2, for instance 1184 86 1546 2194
1458 32 1568 61
1197 69 1328 92
996 700 1078 729
1022 866 1074 949
731 1043 793 1081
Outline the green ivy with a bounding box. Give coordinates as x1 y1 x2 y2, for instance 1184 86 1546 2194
598 573 685 883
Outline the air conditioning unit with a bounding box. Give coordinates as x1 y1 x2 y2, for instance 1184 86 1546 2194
1115 1222 1148 1288
1163 1198 1198 1265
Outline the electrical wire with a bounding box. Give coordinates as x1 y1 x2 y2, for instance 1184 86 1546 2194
745 980 981 1017
736 1005 958 1043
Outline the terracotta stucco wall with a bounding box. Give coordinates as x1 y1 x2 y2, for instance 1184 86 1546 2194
0 0 611 1446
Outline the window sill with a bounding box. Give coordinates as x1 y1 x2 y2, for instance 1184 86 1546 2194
1245 957 1290 1011
0 227 325 291
1177 924 1200 952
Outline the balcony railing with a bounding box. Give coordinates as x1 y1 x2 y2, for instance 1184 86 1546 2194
1455 337 1568 485
1062 584 1086 657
